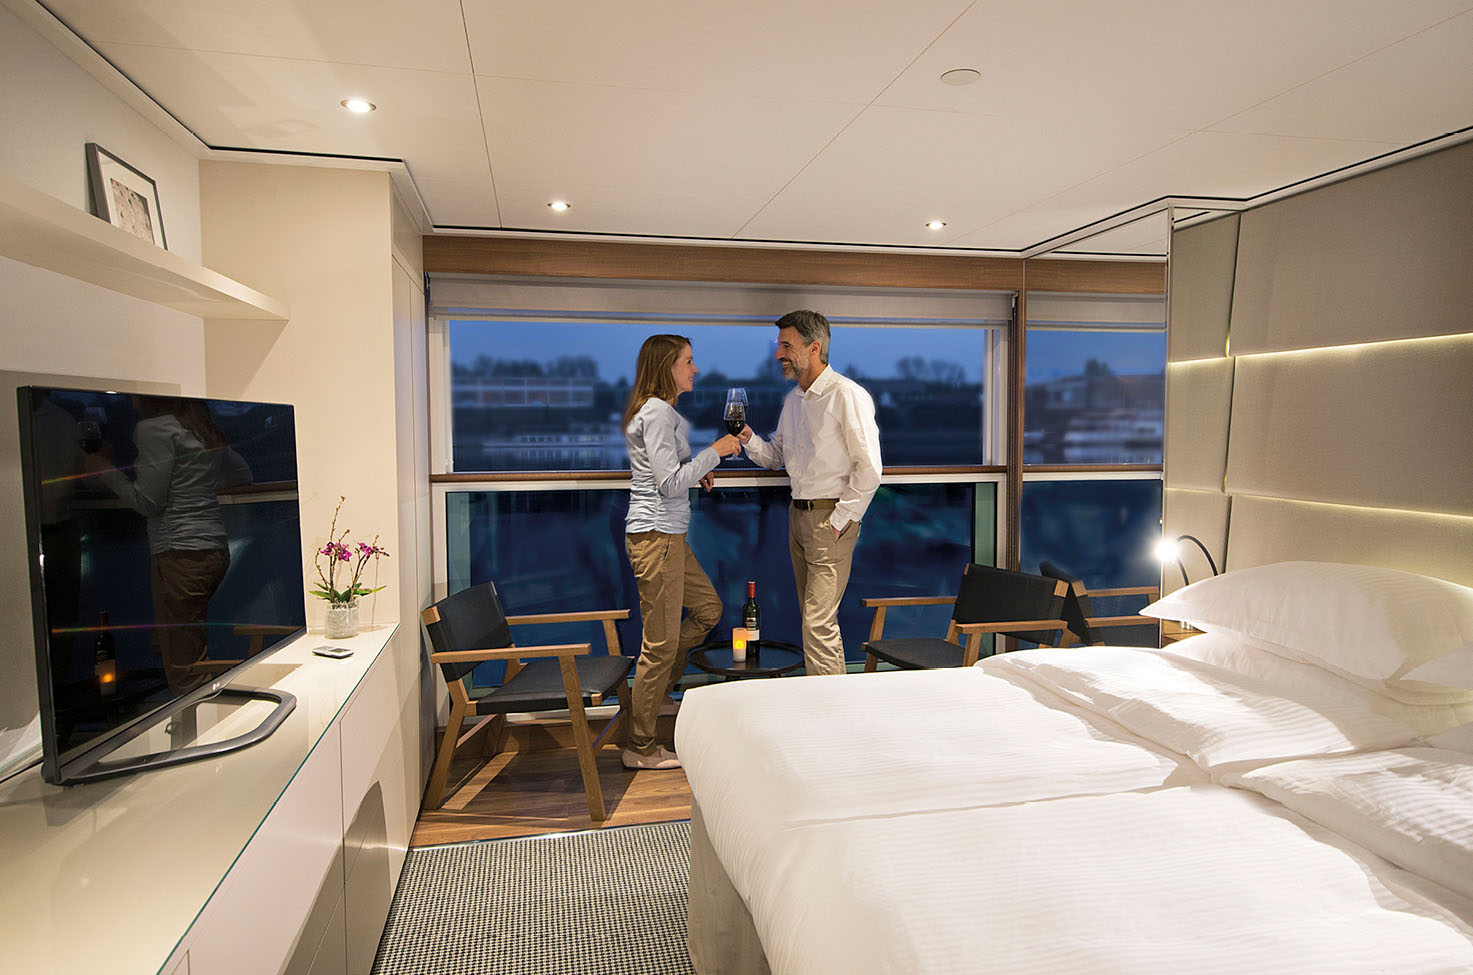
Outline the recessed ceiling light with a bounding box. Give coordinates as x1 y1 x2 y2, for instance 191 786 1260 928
939 68 981 86
340 98 376 114
926 219 947 230
547 200 572 212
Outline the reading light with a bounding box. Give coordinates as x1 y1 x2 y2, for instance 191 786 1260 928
547 200 572 212
926 219 947 230
340 98 376 114
1155 534 1220 588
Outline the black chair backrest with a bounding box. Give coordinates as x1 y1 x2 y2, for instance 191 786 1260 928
424 581 514 684
954 563 1067 646
1039 559 1097 645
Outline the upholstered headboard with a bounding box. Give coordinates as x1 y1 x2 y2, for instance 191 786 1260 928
1164 139 1473 589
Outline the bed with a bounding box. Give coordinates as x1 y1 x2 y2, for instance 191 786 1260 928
676 560 1473 974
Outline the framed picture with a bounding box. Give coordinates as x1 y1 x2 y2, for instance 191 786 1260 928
85 142 167 249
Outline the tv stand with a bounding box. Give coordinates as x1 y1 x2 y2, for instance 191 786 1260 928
61 686 297 785
0 624 417 975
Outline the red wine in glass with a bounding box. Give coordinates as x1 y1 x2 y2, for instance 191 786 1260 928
724 388 748 436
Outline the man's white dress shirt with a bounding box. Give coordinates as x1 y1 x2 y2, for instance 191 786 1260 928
743 366 882 533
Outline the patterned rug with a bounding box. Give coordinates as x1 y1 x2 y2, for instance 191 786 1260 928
372 820 695 975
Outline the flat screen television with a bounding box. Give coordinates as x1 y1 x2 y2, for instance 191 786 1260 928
16 386 306 785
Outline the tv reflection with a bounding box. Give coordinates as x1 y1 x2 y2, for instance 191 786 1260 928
85 397 253 694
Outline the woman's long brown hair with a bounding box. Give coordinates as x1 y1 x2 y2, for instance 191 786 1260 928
621 334 691 432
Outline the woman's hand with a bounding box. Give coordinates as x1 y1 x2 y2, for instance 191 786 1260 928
711 434 742 457
699 472 716 492
738 424 753 444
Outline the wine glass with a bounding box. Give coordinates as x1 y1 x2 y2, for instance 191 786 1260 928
723 388 748 438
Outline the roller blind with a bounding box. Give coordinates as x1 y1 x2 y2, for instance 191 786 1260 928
1024 292 1165 330
428 274 1014 326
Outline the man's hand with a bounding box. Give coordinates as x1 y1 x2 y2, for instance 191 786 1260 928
700 472 715 492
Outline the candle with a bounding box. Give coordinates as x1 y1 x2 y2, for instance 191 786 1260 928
732 627 748 663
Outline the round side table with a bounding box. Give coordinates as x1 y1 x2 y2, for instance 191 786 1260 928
687 639 804 680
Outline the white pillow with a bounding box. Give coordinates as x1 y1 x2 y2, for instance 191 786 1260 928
1231 748 1473 902
1405 644 1473 690
1427 722 1473 753
1142 561 1473 683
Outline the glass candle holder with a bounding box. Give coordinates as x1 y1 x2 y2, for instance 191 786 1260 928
731 627 748 663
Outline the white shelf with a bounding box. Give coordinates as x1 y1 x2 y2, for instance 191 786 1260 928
0 169 289 321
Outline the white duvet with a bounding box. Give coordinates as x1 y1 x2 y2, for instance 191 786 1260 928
747 787 1473 975
677 640 1473 974
677 666 1202 891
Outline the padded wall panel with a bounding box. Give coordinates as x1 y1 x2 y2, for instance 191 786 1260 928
1161 487 1230 595
1225 334 1473 516
1164 358 1233 492
1230 140 1473 355
1227 495 1473 588
1167 213 1237 362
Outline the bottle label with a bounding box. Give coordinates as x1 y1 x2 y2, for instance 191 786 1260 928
745 626 760 641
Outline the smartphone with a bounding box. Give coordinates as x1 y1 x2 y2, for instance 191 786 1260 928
312 645 354 659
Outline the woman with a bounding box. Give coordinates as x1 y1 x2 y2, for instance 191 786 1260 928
85 396 252 694
621 335 742 769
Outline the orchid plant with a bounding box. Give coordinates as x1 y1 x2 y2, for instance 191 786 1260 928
311 496 390 605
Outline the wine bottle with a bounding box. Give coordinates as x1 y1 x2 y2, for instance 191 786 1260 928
94 610 117 698
741 581 761 657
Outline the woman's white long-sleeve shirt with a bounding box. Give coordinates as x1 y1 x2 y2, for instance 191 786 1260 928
625 397 720 534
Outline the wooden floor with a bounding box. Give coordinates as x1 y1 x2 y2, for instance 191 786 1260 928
408 716 693 846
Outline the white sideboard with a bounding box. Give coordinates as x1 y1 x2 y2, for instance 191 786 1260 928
0 623 419 975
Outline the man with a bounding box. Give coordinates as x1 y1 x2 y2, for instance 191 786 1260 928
740 310 883 676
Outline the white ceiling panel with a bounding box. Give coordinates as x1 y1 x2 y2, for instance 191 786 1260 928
950 129 1403 250
96 45 488 174
1210 9 1473 143
1052 212 1172 257
413 175 500 229
739 106 1188 247
477 76 864 238
461 0 970 100
16 0 1473 251
877 0 1473 130
43 0 471 72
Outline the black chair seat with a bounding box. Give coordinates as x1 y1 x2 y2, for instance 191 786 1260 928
1095 623 1159 647
864 637 975 670
420 580 633 818
861 564 1070 672
469 655 633 712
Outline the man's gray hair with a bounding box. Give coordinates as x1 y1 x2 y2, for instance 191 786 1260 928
775 309 830 364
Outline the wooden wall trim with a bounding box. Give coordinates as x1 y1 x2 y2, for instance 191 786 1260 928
423 235 1024 291
1023 258 1166 295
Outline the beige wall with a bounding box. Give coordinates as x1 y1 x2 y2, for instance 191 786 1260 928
200 162 407 631
0 6 211 771
0 2 203 263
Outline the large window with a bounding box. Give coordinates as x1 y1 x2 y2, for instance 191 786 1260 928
448 319 998 471
443 480 994 681
1024 295 1166 465
428 272 1166 675
1019 476 1162 645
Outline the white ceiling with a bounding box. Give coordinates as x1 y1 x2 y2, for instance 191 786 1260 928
34 0 1473 255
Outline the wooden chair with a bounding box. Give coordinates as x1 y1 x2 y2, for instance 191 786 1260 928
1038 560 1160 647
420 581 633 819
862 563 1071 670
